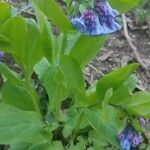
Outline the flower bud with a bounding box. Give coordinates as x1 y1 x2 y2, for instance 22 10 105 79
139 118 149 126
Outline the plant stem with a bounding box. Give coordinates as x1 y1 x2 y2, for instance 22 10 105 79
24 72 41 113
74 112 84 134
66 112 84 149
72 112 84 140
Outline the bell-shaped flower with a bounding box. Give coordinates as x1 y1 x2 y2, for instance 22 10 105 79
71 0 121 36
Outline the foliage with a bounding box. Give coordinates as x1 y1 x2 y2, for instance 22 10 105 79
0 0 149 150
133 0 150 23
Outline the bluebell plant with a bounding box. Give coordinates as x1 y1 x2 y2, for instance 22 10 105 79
0 0 149 150
71 0 121 35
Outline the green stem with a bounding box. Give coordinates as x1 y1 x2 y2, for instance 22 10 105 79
74 112 84 133
24 72 41 113
72 112 84 140
66 112 84 149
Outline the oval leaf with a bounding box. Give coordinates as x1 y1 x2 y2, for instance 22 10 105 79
96 63 139 101
0 104 46 144
84 108 120 148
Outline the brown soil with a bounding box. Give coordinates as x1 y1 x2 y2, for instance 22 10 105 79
85 20 150 91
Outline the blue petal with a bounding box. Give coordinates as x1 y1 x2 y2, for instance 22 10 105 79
0 51 4 59
120 139 131 150
109 21 121 32
71 1 121 36
71 17 86 33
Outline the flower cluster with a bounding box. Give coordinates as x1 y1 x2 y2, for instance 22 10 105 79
71 0 121 36
118 124 143 150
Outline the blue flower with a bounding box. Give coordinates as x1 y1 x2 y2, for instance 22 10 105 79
71 10 97 35
0 51 4 59
118 124 143 150
139 118 149 126
120 139 131 150
71 0 121 36
95 0 119 17
82 10 97 34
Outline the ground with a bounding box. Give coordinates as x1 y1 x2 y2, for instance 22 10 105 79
85 25 150 90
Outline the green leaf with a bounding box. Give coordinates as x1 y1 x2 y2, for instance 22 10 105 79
0 16 43 76
122 92 150 118
86 80 98 105
68 136 88 150
84 108 120 148
0 62 22 85
0 104 46 144
52 33 65 64
131 118 145 132
49 141 64 150
62 124 73 138
9 142 32 150
1 81 37 111
108 85 130 104
0 2 11 26
34 58 50 79
76 136 88 150
33 4 54 62
60 56 87 106
30 141 63 150
29 142 51 150
32 0 73 31
70 35 106 68
123 75 137 93
67 108 90 131
88 130 108 148
34 58 68 113
23 19 43 76
32 3 47 32
0 16 27 55
109 0 139 13
40 21 53 63
137 0 147 7
100 104 122 130
96 63 139 101
0 34 11 51
63 32 81 55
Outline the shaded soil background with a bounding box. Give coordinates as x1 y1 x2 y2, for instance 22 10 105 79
0 0 150 149
85 28 150 90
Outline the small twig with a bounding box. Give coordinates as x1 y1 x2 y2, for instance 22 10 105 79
84 71 91 77
15 4 32 15
88 64 105 76
122 14 147 70
3 145 9 150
